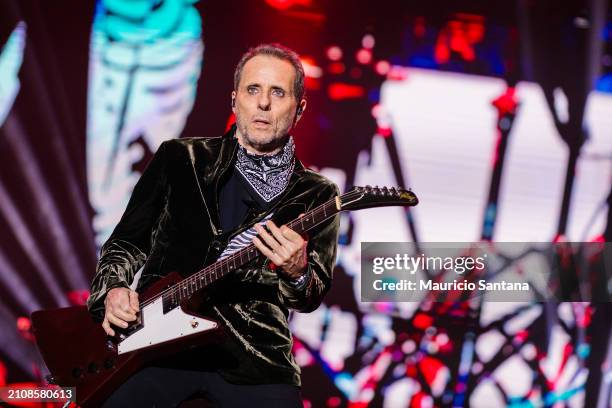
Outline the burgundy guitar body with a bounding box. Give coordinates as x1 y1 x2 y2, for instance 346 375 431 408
32 272 223 407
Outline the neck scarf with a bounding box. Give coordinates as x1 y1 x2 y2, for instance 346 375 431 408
235 136 296 203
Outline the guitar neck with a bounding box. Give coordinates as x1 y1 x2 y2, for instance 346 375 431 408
161 197 341 310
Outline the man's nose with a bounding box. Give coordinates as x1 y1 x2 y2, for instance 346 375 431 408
257 92 271 111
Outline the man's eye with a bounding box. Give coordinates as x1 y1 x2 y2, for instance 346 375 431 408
248 87 258 94
272 89 285 97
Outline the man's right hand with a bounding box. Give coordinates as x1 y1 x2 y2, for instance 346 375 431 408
102 287 139 336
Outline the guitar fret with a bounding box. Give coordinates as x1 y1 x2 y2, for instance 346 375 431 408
159 195 343 314
162 201 338 313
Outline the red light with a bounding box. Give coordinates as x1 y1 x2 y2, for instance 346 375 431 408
435 15 486 64
377 127 392 138
591 234 605 243
225 113 236 132
356 48 372 64
326 46 343 61
410 391 430 408
327 396 342 407
328 62 345 75
328 83 365 100
265 0 312 10
361 34 375 49
67 289 90 306
553 234 567 243
419 356 444 386
434 30 450 64
305 76 320 91
16 317 31 331
375 60 390 75
300 56 323 79
413 313 433 330
0 360 6 387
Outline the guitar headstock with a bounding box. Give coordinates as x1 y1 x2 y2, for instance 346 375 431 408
339 185 418 212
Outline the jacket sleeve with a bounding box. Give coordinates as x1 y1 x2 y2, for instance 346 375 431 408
277 182 340 313
87 141 170 319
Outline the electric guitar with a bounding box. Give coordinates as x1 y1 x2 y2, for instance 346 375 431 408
31 185 418 407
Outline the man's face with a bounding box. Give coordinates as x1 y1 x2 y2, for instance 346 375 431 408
233 55 306 154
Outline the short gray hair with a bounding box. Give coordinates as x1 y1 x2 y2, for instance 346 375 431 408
233 43 306 102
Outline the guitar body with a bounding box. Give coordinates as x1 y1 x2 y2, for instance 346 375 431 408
31 272 223 407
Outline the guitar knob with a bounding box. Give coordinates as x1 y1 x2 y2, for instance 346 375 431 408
390 187 398 195
45 374 56 384
382 187 389 195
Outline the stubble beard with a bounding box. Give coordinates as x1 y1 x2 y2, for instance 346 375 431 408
236 118 290 155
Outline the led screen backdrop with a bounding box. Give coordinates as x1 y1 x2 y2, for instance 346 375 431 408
0 0 611 407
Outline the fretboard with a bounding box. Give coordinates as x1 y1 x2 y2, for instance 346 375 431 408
161 197 340 313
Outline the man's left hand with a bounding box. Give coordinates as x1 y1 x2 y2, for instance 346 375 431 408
253 220 307 280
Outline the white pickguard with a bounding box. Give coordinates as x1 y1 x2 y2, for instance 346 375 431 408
117 297 218 355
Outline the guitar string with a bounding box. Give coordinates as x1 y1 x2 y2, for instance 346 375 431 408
138 192 349 309
138 196 341 309
162 187 410 306
139 188 406 309
138 188 406 309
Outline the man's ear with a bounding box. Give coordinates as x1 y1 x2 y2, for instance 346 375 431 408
231 91 236 112
294 99 307 124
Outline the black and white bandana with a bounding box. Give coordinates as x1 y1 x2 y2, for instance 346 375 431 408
235 136 296 203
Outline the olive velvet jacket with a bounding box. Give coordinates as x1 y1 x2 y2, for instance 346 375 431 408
86 127 340 386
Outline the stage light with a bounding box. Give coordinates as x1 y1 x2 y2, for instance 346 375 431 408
356 49 372 65
300 57 322 78
326 46 343 61
4 117 90 297
265 0 311 10
0 248 42 312
328 62 345 75
0 181 67 307
361 34 375 49
374 60 390 76
328 83 365 101
0 22 26 127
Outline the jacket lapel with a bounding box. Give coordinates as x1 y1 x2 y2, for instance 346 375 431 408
191 127 238 236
